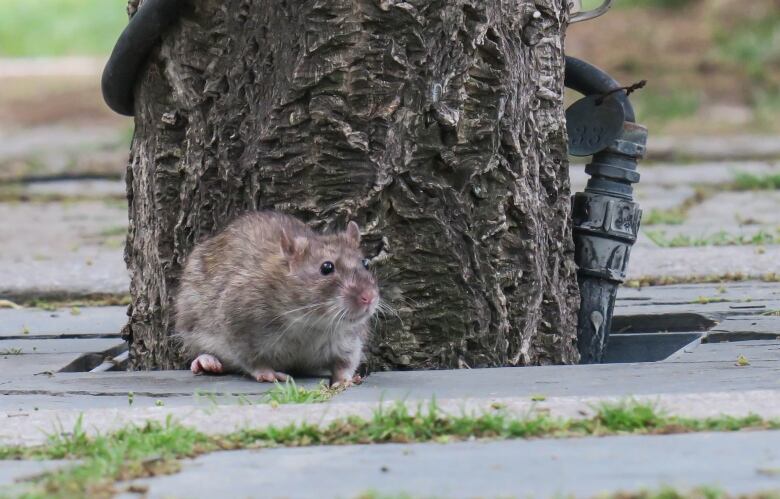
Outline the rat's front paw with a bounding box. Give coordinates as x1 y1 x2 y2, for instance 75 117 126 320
252 368 289 383
329 373 362 389
191 354 224 375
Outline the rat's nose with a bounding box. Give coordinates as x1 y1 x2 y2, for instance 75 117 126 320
358 290 377 306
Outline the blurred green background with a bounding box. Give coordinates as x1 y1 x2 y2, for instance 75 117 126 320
572 0 780 134
0 0 127 57
0 0 778 135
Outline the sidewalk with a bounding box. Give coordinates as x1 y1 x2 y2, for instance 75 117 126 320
1 282 779 496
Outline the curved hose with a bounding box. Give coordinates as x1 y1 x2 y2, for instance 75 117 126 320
102 3 632 122
564 56 635 123
101 0 184 116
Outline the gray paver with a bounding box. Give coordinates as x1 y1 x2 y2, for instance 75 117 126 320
0 370 322 398
0 353 89 376
0 201 127 298
639 225 777 248
0 306 125 338
0 393 250 412
0 338 123 355
121 431 780 499
616 281 780 303
712 316 780 335
0 461 71 487
633 184 697 211
570 160 780 188
629 244 780 281
0 125 126 179
686 191 780 227
22 179 126 198
647 135 780 161
334 360 780 403
667 340 780 363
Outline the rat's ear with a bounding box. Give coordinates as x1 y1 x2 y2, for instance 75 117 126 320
280 229 309 258
280 229 298 256
346 221 361 246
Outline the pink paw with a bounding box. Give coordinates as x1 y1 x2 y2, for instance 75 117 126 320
252 368 289 383
191 354 224 375
330 374 362 388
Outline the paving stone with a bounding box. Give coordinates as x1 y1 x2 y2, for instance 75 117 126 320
685 191 780 227
0 338 123 355
0 306 126 338
0 342 777 413
628 244 780 281
570 160 780 189
640 224 776 245
0 353 87 377
633 184 697 212
0 125 127 180
647 135 780 161
119 431 780 499
616 281 780 304
612 303 780 334
333 358 780 403
0 201 127 298
0 393 254 412
20 179 126 198
711 316 780 336
0 371 322 398
0 460 72 487
638 160 780 186
667 340 780 364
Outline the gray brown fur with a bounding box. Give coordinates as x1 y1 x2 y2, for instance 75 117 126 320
174 211 379 384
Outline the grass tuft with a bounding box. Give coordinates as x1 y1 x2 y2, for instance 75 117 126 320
731 172 780 191
642 208 687 226
644 229 778 248
607 485 780 499
262 379 337 405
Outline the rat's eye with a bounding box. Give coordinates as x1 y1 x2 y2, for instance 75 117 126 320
361 258 370 270
320 261 335 275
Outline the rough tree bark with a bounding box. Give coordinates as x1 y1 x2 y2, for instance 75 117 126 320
124 0 580 370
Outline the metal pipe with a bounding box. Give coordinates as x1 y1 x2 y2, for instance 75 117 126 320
89 350 130 373
564 57 648 363
569 0 614 24
564 56 635 123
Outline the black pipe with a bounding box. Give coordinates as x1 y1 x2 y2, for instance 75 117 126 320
564 56 636 123
564 56 647 364
101 0 184 116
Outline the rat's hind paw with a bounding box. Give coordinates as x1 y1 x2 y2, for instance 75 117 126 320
191 354 224 375
252 368 289 383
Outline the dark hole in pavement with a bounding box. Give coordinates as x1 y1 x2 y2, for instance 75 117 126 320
611 312 717 334
59 343 128 372
704 331 780 343
604 332 703 363
604 313 717 364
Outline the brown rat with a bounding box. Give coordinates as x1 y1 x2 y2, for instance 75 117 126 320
174 211 379 386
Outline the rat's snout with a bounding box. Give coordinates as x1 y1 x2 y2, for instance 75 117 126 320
344 281 379 320
359 289 377 306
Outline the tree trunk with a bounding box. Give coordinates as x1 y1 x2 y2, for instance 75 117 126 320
124 0 580 370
